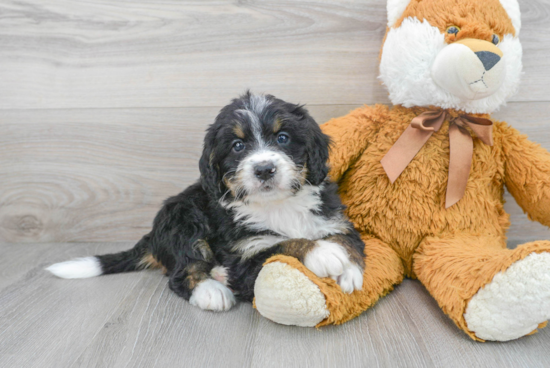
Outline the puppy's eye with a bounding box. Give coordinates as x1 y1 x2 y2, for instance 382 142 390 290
446 26 460 35
277 133 290 145
233 140 245 152
492 34 500 45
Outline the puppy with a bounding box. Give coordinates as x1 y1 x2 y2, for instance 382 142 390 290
47 92 365 311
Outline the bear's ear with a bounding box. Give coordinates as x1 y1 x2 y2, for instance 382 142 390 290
387 0 521 36
499 0 521 35
387 0 412 28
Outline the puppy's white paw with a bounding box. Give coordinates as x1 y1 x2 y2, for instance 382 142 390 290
189 279 236 312
337 264 363 294
304 240 349 279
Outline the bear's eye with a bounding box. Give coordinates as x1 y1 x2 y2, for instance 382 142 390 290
446 26 460 35
492 34 500 45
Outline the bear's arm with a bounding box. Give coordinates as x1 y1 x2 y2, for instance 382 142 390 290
321 105 382 182
498 121 550 227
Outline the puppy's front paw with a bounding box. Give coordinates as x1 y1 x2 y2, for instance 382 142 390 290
337 263 363 294
304 240 363 294
189 279 236 312
304 240 349 279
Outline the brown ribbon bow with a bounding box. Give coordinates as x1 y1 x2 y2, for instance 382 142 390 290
380 111 493 208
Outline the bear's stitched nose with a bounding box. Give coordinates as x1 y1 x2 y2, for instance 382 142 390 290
475 51 501 71
254 162 276 181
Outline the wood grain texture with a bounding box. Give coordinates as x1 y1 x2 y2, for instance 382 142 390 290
1 0 550 110
0 104 357 242
2 1 550 366
0 243 146 368
0 242 549 368
2 102 550 243
0 0 388 109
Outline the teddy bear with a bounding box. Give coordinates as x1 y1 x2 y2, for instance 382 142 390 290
252 0 550 342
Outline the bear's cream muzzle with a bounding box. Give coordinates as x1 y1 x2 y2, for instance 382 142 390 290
431 38 506 101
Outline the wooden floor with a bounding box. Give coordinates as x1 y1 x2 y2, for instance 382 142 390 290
3 0 550 367
2 0 550 243
0 242 548 368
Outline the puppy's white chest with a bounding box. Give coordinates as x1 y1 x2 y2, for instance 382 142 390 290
229 186 346 239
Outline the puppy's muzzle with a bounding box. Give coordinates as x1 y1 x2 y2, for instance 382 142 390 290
254 161 277 182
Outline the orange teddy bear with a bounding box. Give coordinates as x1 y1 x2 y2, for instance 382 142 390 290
253 0 550 341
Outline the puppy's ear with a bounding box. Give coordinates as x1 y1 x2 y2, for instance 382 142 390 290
296 107 330 186
199 124 223 199
306 124 331 185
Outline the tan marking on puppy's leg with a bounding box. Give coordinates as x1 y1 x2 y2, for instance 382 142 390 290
193 239 215 263
139 253 168 274
279 238 317 262
188 263 236 311
184 261 211 290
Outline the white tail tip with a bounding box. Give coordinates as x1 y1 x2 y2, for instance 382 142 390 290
46 257 102 279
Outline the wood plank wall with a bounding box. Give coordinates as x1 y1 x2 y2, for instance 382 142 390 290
1 0 550 244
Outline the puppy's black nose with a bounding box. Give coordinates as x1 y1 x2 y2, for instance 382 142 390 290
475 51 501 71
254 163 276 181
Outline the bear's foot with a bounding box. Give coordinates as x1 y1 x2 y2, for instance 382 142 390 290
464 252 550 341
254 261 329 326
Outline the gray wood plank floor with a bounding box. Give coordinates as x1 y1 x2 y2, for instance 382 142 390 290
1 0 549 109
0 242 548 368
3 0 550 366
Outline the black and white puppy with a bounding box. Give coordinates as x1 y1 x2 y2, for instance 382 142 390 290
47 92 365 311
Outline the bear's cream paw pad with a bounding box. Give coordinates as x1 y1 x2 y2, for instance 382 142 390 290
465 252 550 341
255 261 329 327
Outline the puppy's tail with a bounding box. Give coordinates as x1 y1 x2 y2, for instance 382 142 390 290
46 235 151 279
